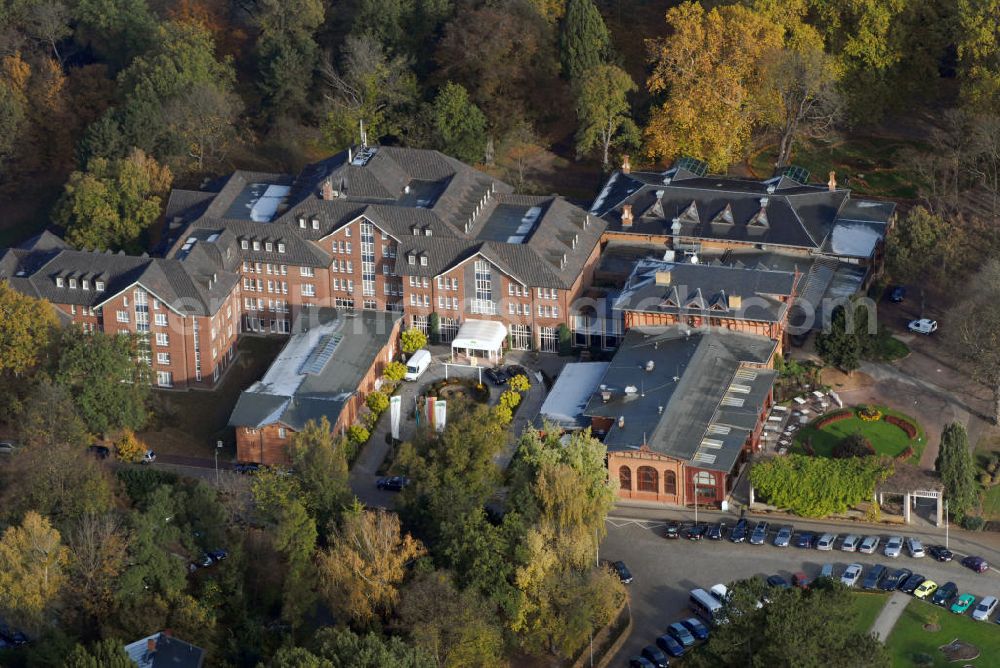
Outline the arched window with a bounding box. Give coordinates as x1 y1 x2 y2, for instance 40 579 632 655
637 466 659 493
664 470 677 495
619 466 632 491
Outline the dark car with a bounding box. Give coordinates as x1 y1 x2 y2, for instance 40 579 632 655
767 575 791 589
792 571 812 589
628 657 655 668
730 518 749 543
484 367 508 386
376 476 410 491
641 645 670 668
961 555 989 573
87 445 111 459
862 565 887 590
932 581 959 607
889 286 906 303
664 522 681 539
706 522 724 540
749 521 770 545
795 531 815 548
655 633 685 658
667 622 695 647
928 545 954 562
196 553 214 568
0 625 28 646
681 617 709 641
880 568 912 592
900 573 926 595
684 524 708 541
208 549 228 562
234 462 260 474
505 364 529 381
612 560 633 584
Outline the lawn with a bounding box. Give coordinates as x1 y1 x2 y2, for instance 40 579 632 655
886 598 1000 667
849 591 889 636
793 406 925 462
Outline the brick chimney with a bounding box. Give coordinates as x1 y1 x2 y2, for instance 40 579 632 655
621 204 633 227
622 154 631 175
827 171 836 191
321 179 334 200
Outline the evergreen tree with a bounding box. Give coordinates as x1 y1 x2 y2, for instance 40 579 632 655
936 422 977 519
558 0 610 82
815 304 861 374
430 82 487 163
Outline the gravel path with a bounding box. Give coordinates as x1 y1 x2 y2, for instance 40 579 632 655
870 592 911 642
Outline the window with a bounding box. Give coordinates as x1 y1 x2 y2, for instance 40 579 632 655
278 243 285 253
664 470 677 495
155 313 168 327
299 217 307 228
420 256 427 266
363 299 377 309
509 303 515 314
71 305 76 315
82 279 90 290
116 310 129 323
265 242 272 252
312 219 319 230
253 241 260 251
345 227 351 237
472 260 494 314
278 427 287 439
300 266 314 277
155 332 169 346
422 277 429 288
95 281 105 291
437 277 443 289
56 277 64 287
539 326 558 353
451 278 458 290
345 242 352 253
423 295 429 307
619 466 632 491
408 254 416 265
637 466 658 493
157 352 170 365
241 239 248 250
302 284 316 297
281 265 287 275
552 306 559 318
156 371 173 387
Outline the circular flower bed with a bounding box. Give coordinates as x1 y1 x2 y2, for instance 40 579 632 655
795 405 922 460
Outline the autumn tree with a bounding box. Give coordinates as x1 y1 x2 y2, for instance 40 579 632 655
64 639 134 668
558 0 609 82
317 507 426 626
63 513 130 635
429 82 488 164
401 327 428 354
0 281 57 376
53 329 149 434
15 376 89 448
0 53 29 169
0 511 69 633
947 259 1000 423
115 429 145 462
956 0 1000 108
55 149 172 252
164 82 243 173
645 1 783 170
574 64 638 169
384 361 407 383
275 627 435 667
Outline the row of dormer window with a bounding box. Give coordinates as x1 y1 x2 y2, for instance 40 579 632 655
406 253 428 266
55 276 105 291
240 238 287 253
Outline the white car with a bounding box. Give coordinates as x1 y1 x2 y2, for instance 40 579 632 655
709 584 729 604
973 596 998 621
907 537 926 558
841 534 861 552
858 535 881 555
908 319 938 335
142 449 157 464
816 533 837 551
841 563 863 587
884 536 903 558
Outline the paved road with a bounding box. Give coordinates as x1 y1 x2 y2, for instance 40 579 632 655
603 512 1000 666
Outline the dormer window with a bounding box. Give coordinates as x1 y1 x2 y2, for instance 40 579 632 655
412 227 419 236
420 256 428 267
265 242 273 252
345 227 351 237
82 279 90 290
408 254 416 265
298 217 306 229
277 243 286 253
311 219 319 230
252 241 261 251
95 281 105 291
424 228 432 237
69 278 77 289
241 239 248 250
55 277 64 287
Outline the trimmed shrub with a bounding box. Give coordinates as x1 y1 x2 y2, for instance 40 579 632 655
366 390 390 415
383 361 407 383
885 414 918 439
347 425 370 446
961 515 985 531
895 446 915 462
979 472 992 487
833 433 875 459
815 410 853 429
115 429 145 463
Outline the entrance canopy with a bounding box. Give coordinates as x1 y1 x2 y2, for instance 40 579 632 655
451 319 507 361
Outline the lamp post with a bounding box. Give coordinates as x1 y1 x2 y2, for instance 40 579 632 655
945 499 949 550
215 439 223 485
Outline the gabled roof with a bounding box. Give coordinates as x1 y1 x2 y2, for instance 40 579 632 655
125 632 205 668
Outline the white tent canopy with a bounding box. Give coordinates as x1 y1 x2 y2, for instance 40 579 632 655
451 319 507 361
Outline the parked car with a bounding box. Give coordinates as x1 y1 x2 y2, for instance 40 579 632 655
773 526 793 547
641 645 670 668
196 553 213 568
840 534 861 552
858 535 881 554
709 584 730 605
611 560 633 585
234 462 260 474
208 549 228 562
792 571 812 589
667 622 695 647
628 657 655 668
141 449 156 464
0 441 17 455
87 445 111 459
706 522 724 540
952 594 976 615
655 633 685 658
906 537 925 558
729 519 748 543
749 521 769 545
816 533 837 551
795 531 815 548
880 568 912 592
928 545 953 562
972 596 998 621
684 524 708 541
932 582 958 607
914 579 938 599
505 364 530 381
681 617 709 641
484 367 508 386
899 573 926 595
376 476 410 491
883 536 903 558
819 564 834 579
664 522 681 539
908 318 938 334
889 286 906 302
961 555 989 573
862 565 887 590
841 564 863 587
766 575 791 589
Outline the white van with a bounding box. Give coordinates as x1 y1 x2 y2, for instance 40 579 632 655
404 349 431 381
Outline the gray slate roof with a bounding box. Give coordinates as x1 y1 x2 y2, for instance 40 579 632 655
228 308 401 431
125 632 205 668
584 326 776 473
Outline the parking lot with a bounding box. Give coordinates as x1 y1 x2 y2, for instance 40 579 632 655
603 517 1000 665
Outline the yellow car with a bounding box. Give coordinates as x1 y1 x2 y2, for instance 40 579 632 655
914 580 938 599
